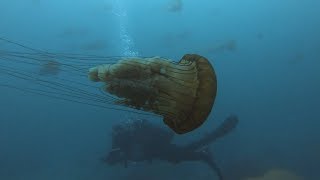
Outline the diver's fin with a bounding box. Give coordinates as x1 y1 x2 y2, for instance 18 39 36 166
185 115 239 150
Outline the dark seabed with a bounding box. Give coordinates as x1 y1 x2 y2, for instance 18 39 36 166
0 0 319 179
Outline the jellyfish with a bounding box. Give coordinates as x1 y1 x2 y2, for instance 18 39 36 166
0 37 217 134
39 60 61 75
207 39 237 54
167 0 183 12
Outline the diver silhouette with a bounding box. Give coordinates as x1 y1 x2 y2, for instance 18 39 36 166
103 115 239 180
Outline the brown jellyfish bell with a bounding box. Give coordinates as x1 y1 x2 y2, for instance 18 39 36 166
88 54 217 134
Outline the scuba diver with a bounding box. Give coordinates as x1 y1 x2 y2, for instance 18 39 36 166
103 115 239 180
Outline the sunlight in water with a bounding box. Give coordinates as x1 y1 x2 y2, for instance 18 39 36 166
112 0 139 57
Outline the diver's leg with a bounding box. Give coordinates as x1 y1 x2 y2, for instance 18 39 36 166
206 159 224 180
185 115 239 150
198 148 224 180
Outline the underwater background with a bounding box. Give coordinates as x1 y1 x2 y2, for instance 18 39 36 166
0 0 319 179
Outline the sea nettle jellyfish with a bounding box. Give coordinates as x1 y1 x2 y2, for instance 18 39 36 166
0 37 217 134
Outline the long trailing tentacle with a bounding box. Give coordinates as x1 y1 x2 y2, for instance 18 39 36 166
0 37 161 116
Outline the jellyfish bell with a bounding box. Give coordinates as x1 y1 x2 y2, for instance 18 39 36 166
0 37 217 134
88 54 217 134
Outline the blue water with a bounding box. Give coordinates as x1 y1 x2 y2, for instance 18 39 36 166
0 0 319 179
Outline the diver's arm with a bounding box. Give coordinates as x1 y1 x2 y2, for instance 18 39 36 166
185 115 239 151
